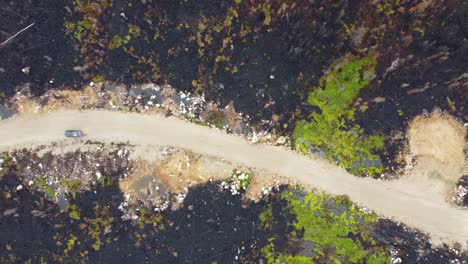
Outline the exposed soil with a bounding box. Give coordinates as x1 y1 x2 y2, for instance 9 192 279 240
244 171 297 202
120 148 293 208
119 149 236 208
406 112 466 190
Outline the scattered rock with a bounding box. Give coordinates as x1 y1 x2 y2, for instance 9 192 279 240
372 97 386 103
275 136 286 145
21 66 30 74
3 208 17 216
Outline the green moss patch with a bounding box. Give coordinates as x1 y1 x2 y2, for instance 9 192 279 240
261 190 390 263
293 57 384 176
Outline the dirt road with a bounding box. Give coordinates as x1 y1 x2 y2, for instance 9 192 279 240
0 110 466 246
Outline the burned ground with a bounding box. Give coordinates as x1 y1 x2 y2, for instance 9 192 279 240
0 0 82 100
1 149 467 263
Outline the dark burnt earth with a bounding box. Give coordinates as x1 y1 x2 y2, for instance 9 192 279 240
0 149 467 263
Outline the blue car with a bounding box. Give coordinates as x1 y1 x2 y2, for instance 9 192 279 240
64 130 84 137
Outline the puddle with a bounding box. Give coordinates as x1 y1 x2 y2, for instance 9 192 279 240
129 174 168 203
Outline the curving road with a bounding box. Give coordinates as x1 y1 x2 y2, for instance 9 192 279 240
0 110 467 246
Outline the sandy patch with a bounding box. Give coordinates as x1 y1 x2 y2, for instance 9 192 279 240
119 160 159 204
245 170 297 201
154 149 234 194
406 112 466 191
120 148 294 206
119 149 236 207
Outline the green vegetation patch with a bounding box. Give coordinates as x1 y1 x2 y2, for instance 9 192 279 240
109 24 141 50
293 57 384 176
0 152 14 178
261 190 390 263
67 204 80 220
128 24 141 37
61 179 82 198
109 35 131 49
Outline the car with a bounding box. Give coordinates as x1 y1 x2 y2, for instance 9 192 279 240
64 130 84 137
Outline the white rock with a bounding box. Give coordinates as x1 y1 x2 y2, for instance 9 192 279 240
28 180 34 186
16 185 23 191
90 81 95 87
175 194 185 203
117 149 123 156
95 172 102 179
21 66 31 74
275 136 286 145
269 74 275 79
